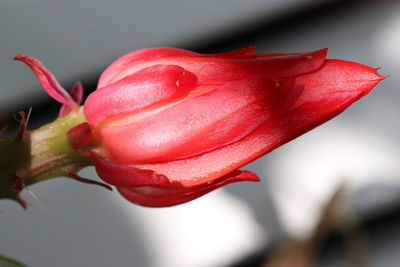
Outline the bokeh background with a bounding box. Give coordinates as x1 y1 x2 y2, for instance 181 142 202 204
1 0 400 266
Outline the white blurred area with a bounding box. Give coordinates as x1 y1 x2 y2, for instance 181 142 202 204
267 122 400 238
129 192 266 267
1 1 400 267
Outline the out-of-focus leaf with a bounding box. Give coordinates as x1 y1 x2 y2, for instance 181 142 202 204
0 254 26 267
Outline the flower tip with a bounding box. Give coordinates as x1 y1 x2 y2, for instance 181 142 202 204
13 54 32 63
234 170 261 182
13 54 24 61
374 67 389 81
316 48 329 57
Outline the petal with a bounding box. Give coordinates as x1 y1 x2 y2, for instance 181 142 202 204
90 152 171 187
117 169 260 207
98 47 257 88
127 59 384 187
98 77 293 163
85 65 197 127
102 48 328 85
67 122 93 149
293 59 385 105
59 82 84 117
14 54 78 110
98 48 200 88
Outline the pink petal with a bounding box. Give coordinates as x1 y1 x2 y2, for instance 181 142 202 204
85 65 197 127
98 77 290 163
14 54 78 111
103 49 327 86
95 50 327 163
98 48 200 88
98 47 259 88
99 47 327 88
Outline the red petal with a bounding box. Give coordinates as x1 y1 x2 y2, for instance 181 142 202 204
85 65 197 127
96 50 326 163
127 59 384 187
98 47 258 88
67 122 93 150
90 152 171 187
101 48 328 85
98 48 200 88
14 54 78 111
117 170 260 207
98 77 287 163
293 59 385 104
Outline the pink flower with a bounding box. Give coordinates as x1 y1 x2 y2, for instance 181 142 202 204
15 47 385 207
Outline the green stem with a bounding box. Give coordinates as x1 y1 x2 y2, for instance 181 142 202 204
0 107 92 204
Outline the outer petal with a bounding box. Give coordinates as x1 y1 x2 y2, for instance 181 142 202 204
101 49 328 86
98 47 258 88
98 48 200 88
126 59 384 187
14 54 78 111
97 78 294 163
96 50 328 163
117 170 260 207
67 122 93 150
85 64 197 127
90 152 170 187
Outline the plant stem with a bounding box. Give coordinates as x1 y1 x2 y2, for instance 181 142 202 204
0 107 92 206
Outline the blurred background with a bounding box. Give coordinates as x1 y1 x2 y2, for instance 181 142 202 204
1 0 400 266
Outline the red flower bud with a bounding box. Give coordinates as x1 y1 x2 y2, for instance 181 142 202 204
82 47 384 207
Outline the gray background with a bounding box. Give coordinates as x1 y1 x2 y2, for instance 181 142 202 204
1 1 400 267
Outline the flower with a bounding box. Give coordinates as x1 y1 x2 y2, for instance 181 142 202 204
81 47 384 207
14 47 385 207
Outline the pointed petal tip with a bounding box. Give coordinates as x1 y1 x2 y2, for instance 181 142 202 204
13 54 40 65
374 67 389 81
13 54 27 61
229 170 261 182
313 48 329 58
68 172 113 191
